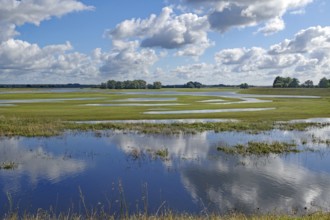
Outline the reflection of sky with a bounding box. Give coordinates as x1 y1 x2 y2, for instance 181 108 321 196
122 91 319 99
0 138 86 193
180 154 330 214
84 103 185 106
144 108 275 115
114 98 177 102
75 119 238 124
0 126 329 215
108 126 330 214
290 118 330 123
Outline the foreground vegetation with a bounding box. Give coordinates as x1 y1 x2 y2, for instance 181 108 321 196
0 88 329 136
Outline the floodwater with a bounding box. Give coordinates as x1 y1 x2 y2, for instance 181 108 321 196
144 108 275 114
1 126 330 216
74 119 239 124
84 103 185 107
288 118 330 123
122 91 320 99
114 98 177 102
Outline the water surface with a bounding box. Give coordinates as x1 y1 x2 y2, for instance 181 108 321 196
114 98 177 102
1 126 330 216
74 119 239 124
144 108 275 114
84 103 185 107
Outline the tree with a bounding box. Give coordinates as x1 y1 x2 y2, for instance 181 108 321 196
136 80 147 89
273 76 284 88
107 80 116 89
115 81 124 89
283 77 293 88
184 81 203 88
153 81 162 89
273 76 297 88
193 81 203 88
186 81 195 88
239 83 249 89
302 80 313 88
100 83 107 89
288 78 299 88
319 77 329 88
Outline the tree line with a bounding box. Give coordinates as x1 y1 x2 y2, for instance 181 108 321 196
100 80 162 89
273 76 330 88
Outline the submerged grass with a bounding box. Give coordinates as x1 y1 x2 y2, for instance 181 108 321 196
155 148 169 158
0 161 18 170
217 141 300 155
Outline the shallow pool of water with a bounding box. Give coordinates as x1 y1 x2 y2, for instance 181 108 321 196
74 119 239 124
1 126 330 216
84 103 185 107
114 98 177 102
0 104 15 107
122 91 320 99
144 108 275 114
288 118 330 123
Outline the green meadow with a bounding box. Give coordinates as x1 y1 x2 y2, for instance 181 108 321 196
0 88 329 136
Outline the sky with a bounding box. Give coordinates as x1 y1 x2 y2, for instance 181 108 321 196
0 0 329 86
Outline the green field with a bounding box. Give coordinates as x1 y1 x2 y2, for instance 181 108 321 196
0 88 329 136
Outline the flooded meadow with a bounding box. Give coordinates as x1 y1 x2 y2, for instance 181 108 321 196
0 88 329 217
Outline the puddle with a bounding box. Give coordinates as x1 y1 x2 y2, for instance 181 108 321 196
84 103 185 107
0 104 15 107
74 119 239 124
122 91 319 99
288 118 330 123
198 99 226 103
114 98 177 102
144 108 275 114
199 98 272 104
0 126 330 216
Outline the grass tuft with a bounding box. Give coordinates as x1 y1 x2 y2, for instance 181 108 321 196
217 141 300 155
0 161 18 170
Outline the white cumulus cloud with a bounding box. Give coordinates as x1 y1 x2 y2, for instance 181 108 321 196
0 0 94 41
106 7 212 57
99 40 158 79
184 0 313 35
170 26 330 85
0 39 101 83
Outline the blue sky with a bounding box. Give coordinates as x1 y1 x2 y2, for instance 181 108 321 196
0 0 329 85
